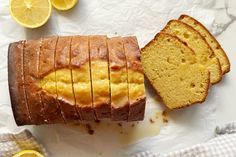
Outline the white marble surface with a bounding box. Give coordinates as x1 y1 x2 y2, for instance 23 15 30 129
0 0 236 157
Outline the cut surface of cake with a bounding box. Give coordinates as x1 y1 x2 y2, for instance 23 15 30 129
141 33 210 109
162 20 222 84
179 14 230 74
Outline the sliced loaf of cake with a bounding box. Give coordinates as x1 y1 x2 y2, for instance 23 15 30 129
162 20 222 84
179 15 230 74
141 33 210 109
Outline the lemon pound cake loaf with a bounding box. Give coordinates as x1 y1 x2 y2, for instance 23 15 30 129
179 15 230 74
123 37 146 121
108 37 129 121
141 33 210 109
9 35 146 125
162 20 222 84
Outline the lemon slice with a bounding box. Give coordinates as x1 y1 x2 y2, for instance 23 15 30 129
13 150 44 157
51 0 78 11
9 0 52 28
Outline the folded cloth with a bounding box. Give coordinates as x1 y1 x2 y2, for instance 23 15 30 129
134 122 236 157
0 130 48 157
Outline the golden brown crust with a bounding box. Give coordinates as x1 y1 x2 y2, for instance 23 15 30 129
161 20 222 84
123 36 143 73
71 36 90 67
89 35 111 119
24 39 46 124
141 33 210 110
8 41 32 126
71 36 94 121
179 14 230 74
89 35 109 61
39 36 65 124
123 36 146 121
108 37 129 121
40 92 65 124
108 37 127 69
128 97 146 121
39 36 58 77
55 36 80 122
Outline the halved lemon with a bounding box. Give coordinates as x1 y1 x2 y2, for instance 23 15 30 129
13 150 44 157
9 0 52 28
51 0 78 11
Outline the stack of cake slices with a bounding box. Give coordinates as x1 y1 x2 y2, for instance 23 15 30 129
8 35 146 126
141 15 230 109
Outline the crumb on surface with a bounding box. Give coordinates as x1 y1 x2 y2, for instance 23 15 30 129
162 110 167 117
118 123 122 127
162 110 168 123
131 123 135 127
149 118 155 123
163 118 168 123
86 124 94 135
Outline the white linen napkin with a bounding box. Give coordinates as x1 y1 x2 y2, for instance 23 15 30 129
134 123 236 157
0 130 48 157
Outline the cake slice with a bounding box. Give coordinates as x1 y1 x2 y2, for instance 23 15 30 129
123 36 146 121
107 37 129 121
8 41 32 125
55 36 80 122
162 20 222 84
89 35 110 120
71 36 94 121
24 39 46 124
39 36 65 124
141 33 210 109
179 15 230 74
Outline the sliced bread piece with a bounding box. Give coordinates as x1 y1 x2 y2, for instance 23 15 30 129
179 14 230 74
24 39 46 124
162 20 222 84
89 35 110 120
108 37 129 121
141 33 210 109
8 41 32 125
55 36 80 122
39 36 65 124
71 36 93 121
123 36 146 121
